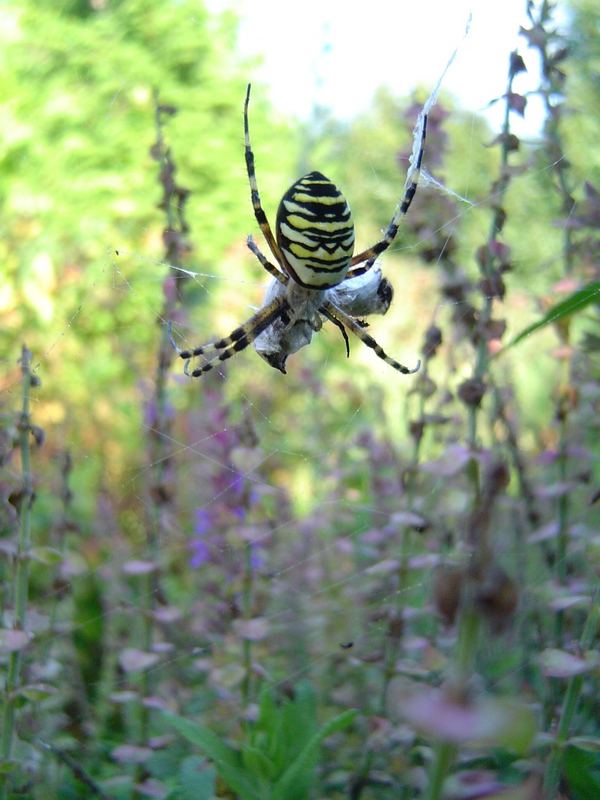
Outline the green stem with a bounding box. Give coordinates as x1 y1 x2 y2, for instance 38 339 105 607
425 741 457 800
425 603 481 799
136 571 154 745
241 544 254 706
554 406 570 647
1 347 35 782
456 608 480 679
543 586 600 798
555 411 569 585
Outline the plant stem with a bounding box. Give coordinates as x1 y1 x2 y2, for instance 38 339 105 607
132 94 190 759
555 413 569 586
425 56 519 799
524 0 576 644
425 609 480 800
542 586 600 798
241 543 254 707
1 347 35 787
554 403 570 646
425 741 457 800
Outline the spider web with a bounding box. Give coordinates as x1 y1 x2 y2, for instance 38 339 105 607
10 154 569 736
1 12 591 798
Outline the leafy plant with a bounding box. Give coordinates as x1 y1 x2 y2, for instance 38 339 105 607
163 682 356 800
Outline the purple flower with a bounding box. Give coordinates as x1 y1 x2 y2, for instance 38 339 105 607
213 470 246 509
189 537 210 568
194 508 213 536
189 507 215 568
143 397 175 428
249 543 263 571
144 399 158 429
162 275 178 304
214 428 235 447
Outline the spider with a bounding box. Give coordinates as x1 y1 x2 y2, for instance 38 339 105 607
175 84 426 378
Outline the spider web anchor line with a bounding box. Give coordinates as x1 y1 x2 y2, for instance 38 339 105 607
166 319 181 355
422 168 474 206
403 12 471 199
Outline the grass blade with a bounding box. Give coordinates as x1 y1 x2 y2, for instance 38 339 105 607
497 280 600 354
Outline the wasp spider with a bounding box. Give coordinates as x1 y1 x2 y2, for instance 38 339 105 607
175 84 426 378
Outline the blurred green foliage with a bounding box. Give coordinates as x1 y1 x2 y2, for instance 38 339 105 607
0 0 295 502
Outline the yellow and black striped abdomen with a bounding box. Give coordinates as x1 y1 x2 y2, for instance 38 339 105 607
276 171 355 290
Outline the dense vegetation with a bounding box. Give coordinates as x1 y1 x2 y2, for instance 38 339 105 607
1 0 599 798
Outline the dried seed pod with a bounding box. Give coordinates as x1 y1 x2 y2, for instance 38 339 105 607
387 612 404 640
433 564 464 625
458 378 487 408
475 565 518 632
422 325 443 359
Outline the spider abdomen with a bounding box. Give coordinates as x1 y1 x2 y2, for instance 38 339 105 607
276 171 355 290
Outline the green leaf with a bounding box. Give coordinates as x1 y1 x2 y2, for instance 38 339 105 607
271 709 357 800
29 546 63 565
539 647 599 678
497 280 600 354
257 684 281 764
256 682 318 774
14 684 56 703
277 682 318 769
564 744 600 800
257 684 278 732
165 756 216 800
568 737 600 753
241 743 276 782
162 712 260 800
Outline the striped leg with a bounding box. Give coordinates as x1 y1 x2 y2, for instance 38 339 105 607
320 306 350 357
247 235 350 358
348 114 427 277
246 235 288 285
180 296 291 377
323 301 420 375
244 84 284 265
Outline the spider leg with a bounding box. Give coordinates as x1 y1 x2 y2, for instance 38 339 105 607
320 306 350 357
180 296 292 377
323 301 420 375
348 114 427 273
246 235 288 286
244 84 284 265
345 254 378 281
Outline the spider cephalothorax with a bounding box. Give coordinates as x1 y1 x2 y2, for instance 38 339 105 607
175 84 426 378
